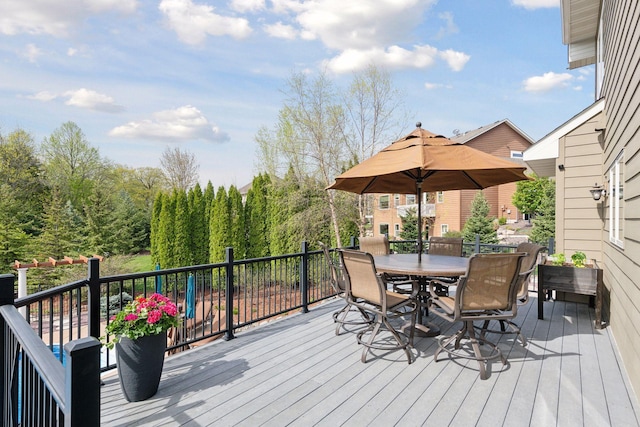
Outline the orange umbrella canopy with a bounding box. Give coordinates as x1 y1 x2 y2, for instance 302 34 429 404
328 124 529 194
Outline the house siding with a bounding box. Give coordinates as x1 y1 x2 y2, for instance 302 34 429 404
555 112 604 264
600 0 640 395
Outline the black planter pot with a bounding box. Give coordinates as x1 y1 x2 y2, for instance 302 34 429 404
116 332 166 402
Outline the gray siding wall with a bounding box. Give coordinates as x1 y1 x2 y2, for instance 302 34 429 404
601 0 640 395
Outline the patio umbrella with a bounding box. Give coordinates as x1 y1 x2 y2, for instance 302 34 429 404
328 123 530 260
155 263 163 294
185 274 195 320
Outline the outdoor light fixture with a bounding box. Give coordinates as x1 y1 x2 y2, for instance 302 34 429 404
590 183 606 201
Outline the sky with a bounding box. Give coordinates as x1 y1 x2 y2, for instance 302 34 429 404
0 0 593 189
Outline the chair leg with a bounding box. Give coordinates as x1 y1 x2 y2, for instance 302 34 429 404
361 319 383 363
466 321 488 380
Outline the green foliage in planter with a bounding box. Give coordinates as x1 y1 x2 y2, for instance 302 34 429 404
571 251 587 268
550 253 565 266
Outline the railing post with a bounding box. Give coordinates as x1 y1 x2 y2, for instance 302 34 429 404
224 247 235 341
300 241 309 314
548 237 555 254
87 258 101 339
65 337 101 427
0 274 15 425
349 236 356 249
474 234 481 254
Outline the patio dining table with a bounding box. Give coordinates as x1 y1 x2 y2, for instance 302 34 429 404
373 253 469 337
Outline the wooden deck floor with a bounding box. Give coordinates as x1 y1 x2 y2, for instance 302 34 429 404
101 295 640 426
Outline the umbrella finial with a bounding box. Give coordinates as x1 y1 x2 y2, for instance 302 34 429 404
416 121 422 128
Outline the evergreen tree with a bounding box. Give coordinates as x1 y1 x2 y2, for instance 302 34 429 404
150 192 164 265
84 187 115 256
399 207 419 241
0 184 29 271
188 183 208 265
203 182 215 261
462 192 498 244
209 187 231 262
173 190 191 267
110 191 149 255
228 185 246 260
245 174 270 258
529 184 556 244
39 188 82 258
268 168 296 256
157 192 176 268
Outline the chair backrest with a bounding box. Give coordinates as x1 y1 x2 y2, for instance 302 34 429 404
514 242 547 300
456 252 526 314
319 241 346 293
338 249 385 306
428 237 463 257
358 236 390 255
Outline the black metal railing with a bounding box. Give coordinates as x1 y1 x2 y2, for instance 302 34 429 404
6 242 341 372
1 274 101 426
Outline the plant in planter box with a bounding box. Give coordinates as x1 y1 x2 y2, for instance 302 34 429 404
571 251 587 268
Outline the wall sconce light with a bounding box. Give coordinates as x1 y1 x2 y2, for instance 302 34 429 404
590 183 606 201
558 164 565 171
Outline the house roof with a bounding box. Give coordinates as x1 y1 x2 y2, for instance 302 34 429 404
561 0 600 69
449 119 535 145
523 98 604 178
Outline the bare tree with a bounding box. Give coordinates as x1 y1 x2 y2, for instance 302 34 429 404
160 147 199 191
343 64 409 236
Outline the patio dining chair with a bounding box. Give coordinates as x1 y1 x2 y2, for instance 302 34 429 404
478 242 547 346
338 249 418 364
428 252 526 379
359 235 413 289
319 242 373 335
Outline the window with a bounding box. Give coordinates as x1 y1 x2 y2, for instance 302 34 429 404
510 151 523 159
436 191 444 203
406 194 416 204
379 195 390 209
609 151 624 248
393 194 400 207
379 223 389 236
394 223 400 237
441 224 449 235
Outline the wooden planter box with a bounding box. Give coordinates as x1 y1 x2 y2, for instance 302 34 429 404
538 262 605 329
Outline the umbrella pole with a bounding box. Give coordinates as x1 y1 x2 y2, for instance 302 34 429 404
417 180 423 262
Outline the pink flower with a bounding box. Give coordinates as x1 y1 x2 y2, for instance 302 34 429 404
162 303 178 317
147 310 162 324
125 313 138 321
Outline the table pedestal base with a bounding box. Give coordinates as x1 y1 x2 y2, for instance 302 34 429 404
402 321 440 338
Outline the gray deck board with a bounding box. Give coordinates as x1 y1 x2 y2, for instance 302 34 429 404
101 296 640 427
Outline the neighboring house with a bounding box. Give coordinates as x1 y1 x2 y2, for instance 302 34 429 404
370 119 533 239
523 1 640 395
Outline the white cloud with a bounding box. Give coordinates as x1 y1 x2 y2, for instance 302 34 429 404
27 91 58 102
325 44 469 74
573 85 583 91
438 49 470 71
231 0 265 13
23 43 42 63
523 71 573 92
511 0 559 10
64 88 125 112
27 88 124 112
424 82 452 90
264 22 297 40
294 0 435 50
159 0 252 45
67 48 78 56
435 12 458 39
0 0 136 37
109 105 230 143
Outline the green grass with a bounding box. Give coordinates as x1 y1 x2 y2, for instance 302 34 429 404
122 254 154 273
